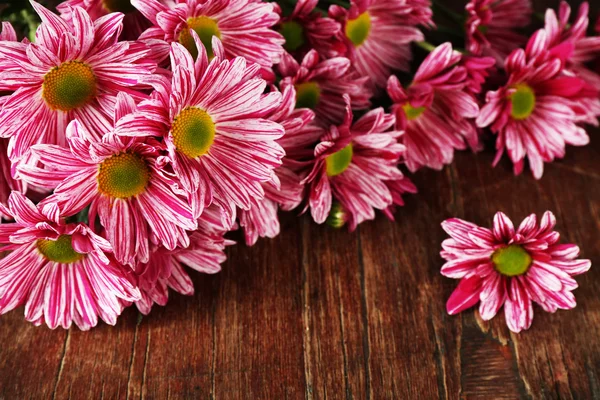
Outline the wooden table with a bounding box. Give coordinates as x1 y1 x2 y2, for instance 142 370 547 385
1 131 599 398
1 0 600 395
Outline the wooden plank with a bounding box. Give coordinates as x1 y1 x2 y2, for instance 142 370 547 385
0 313 67 399
300 215 369 398
210 215 306 399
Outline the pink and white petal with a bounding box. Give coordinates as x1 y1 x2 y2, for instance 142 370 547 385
308 167 332 224
493 211 515 241
446 275 483 315
167 262 194 296
479 273 506 320
504 279 534 333
0 245 43 314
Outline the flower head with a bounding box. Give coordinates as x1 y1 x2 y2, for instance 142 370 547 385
274 0 341 58
278 49 370 127
465 0 532 65
133 0 284 77
329 0 432 89
387 43 490 172
441 211 591 333
115 37 285 227
0 2 156 163
544 1 600 91
304 95 408 230
476 29 599 179
0 192 140 330
17 94 197 266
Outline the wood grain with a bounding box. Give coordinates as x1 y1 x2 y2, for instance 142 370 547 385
1 1 600 398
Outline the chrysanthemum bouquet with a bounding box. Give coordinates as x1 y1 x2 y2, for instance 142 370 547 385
0 0 597 331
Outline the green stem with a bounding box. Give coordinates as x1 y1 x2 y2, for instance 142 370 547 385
415 41 437 52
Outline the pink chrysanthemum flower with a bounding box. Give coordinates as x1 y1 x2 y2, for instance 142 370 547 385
476 29 598 179
115 38 285 225
441 211 591 333
387 43 490 172
303 96 407 230
132 0 284 74
135 207 233 314
0 2 156 164
0 140 24 214
57 0 157 40
238 85 319 245
274 0 341 58
17 94 197 266
544 1 600 91
329 0 432 89
0 192 140 330
465 0 532 65
278 49 370 127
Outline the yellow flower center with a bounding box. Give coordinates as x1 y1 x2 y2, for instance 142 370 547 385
102 0 136 13
280 21 305 52
179 16 221 59
37 235 85 264
345 12 371 47
295 81 321 110
509 84 536 120
492 245 532 277
97 152 150 199
42 61 97 112
326 144 353 177
402 103 426 120
171 107 216 159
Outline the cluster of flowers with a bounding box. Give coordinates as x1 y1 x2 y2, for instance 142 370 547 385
0 0 597 331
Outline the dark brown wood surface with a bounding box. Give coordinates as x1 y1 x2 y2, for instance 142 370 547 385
1 131 599 399
1 0 600 397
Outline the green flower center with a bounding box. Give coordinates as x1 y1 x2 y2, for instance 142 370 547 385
492 245 532 277
98 152 150 199
280 21 305 52
37 235 85 264
102 0 136 13
295 81 321 110
171 107 216 159
402 103 426 120
326 144 353 177
42 61 97 112
179 16 221 59
509 84 536 120
345 12 371 47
